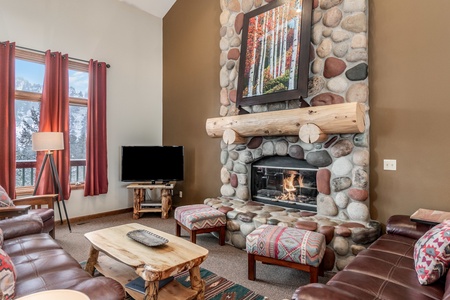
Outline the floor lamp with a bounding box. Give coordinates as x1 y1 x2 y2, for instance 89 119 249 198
32 132 71 232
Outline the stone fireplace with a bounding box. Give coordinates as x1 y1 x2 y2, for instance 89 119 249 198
205 0 377 272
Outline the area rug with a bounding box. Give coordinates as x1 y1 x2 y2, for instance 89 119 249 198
174 267 266 300
79 261 266 300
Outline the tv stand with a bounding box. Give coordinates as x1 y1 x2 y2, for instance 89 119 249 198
127 183 174 219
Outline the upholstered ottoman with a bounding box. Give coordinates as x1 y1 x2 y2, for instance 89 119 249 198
174 204 226 245
246 224 326 283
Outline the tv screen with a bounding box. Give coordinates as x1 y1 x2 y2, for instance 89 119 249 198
121 146 184 182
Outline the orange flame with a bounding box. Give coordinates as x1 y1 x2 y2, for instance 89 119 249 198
276 173 302 201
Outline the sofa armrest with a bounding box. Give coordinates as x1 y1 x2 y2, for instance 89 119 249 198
70 277 126 300
13 194 56 210
386 215 433 240
292 283 360 300
0 214 43 240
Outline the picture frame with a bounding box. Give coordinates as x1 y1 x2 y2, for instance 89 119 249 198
236 0 313 108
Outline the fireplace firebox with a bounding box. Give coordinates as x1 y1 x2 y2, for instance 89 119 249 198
251 156 318 212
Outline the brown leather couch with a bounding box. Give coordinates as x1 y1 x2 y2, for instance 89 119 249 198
0 214 125 299
292 215 450 300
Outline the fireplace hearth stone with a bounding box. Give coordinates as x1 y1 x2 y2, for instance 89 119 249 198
205 197 380 272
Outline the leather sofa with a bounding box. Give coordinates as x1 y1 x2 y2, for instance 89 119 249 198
0 214 125 299
292 215 449 300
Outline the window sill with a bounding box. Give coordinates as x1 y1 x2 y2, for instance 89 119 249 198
16 183 85 196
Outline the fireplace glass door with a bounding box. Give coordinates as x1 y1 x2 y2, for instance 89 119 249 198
251 156 318 211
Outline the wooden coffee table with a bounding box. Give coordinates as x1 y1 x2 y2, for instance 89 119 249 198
84 223 209 300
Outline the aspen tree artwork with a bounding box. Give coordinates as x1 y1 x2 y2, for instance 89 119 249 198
237 0 312 107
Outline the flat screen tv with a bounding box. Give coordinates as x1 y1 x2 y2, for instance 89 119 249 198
121 146 184 183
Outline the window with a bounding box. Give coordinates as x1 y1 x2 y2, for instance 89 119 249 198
15 49 89 191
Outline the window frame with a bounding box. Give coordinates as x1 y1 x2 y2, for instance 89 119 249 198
15 49 89 195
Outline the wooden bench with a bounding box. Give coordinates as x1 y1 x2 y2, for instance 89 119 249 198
174 204 226 245
246 224 326 283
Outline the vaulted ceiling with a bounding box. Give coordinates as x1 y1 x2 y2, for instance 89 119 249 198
119 0 177 18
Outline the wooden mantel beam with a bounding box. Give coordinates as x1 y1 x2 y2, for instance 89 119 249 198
205 102 365 142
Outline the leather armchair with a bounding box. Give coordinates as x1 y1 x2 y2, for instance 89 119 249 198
0 194 57 238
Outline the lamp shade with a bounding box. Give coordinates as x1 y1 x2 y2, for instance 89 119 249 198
32 132 64 151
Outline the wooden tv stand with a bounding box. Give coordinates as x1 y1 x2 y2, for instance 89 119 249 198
127 183 174 219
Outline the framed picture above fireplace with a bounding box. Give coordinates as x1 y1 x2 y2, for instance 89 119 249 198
237 0 313 108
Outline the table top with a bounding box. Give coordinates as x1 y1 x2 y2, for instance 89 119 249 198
84 223 208 281
410 208 450 225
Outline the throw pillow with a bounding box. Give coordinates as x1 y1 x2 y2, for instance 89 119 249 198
0 248 16 299
0 186 14 207
414 220 450 285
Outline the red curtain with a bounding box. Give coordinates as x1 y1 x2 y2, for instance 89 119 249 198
36 50 71 200
0 42 16 197
84 60 108 196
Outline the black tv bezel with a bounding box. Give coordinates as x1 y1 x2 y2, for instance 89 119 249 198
120 145 184 183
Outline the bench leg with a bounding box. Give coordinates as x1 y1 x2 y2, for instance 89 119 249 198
218 226 226 246
190 230 197 244
175 221 181 237
248 253 256 280
310 266 319 283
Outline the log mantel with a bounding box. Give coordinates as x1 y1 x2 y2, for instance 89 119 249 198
205 102 366 144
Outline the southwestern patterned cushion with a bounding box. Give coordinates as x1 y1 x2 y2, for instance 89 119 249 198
414 220 450 285
0 248 16 299
0 185 14 207
175 204 226 230
246 224 326 267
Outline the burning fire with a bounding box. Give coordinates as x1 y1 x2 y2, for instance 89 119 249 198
276 173 303 201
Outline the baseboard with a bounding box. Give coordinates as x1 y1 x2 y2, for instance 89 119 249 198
56 207 133 224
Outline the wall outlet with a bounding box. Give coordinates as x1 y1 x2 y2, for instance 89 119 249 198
383 159 397 171
179 191 183 198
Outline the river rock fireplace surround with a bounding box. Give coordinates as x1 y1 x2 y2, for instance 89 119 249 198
204 0 377 272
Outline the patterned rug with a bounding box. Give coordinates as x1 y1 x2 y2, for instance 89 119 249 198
174 268 266 300
80 261 266 300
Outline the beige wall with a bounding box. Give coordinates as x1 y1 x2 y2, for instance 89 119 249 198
163 0 222 205
164 0 450 225
1 0 164 219
369 0 450 224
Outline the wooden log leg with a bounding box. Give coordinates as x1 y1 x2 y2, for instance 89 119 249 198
144 280 158 300
189 266 205 300
84 245 99 275
248 253 256 280
310 266 319 283
176 221 181 237
218 226 226 246
133 188 144 220
161 189 172 219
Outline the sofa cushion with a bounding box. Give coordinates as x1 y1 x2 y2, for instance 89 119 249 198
0 185 14 207
174 204 226 230
0 248 16 299
246 224 326 267
414 220 450 285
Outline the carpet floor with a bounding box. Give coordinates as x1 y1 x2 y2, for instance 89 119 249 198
55 211 332 300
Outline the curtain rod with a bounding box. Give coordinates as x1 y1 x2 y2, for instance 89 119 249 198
15 45 111 68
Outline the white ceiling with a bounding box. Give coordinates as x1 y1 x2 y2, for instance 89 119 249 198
119 0 177 18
